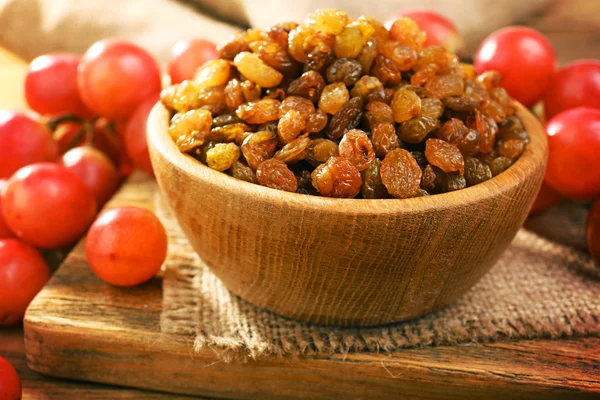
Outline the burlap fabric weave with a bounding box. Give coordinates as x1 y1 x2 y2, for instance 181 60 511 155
157 193 600 361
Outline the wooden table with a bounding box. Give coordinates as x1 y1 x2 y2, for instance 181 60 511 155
1 2 600 398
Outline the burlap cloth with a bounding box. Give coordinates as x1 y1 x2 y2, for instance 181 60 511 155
155 192 600 361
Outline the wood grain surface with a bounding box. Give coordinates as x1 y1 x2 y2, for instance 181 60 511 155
22 172 600 400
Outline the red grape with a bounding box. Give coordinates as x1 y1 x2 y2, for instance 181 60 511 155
544 107 600 200
474 27 556 107
0 239 50 326
0 355 22 398
59 146 120 207
543 60 600 119
587 200 600 264
86 207 167 287
167 39 218 84
0 180 15 239
124 94 159 176
0 110 57 178
78 39 161 120
529 183 563 215
25 53 92 117
387 9 463 53
2 163 97 248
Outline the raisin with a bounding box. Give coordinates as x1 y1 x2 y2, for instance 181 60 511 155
218 36 250 60
335 26 364 58
307 9 349 35
371 55 401 85
288 25 315 62
241 81 261 103
236 98 281 124
306 138 339 167
490 87 516 117
411 151 428 168
296 170 313 188
464 79 489 102
351 75 383 98
170 80 203 113
256 159 298 192
498 116 529 143
206 123 251 143
489 156 513 176
397 116 440 144
224 79 244 111
206 143 241 171
371 123 400 158
365 88 392 104
420 164 445 193
391 89 422 122
311 156 362 198
318 82 350 114
305 109 328 133
424 73 465 99
361 159 388 199
250 40 299 75
475 110 498 153
230 160 257 183
479 99 507 123
287 70 326 103
381 41 417 71
464 157 492 186
437 118 481 156
339 129 376 171
477 71 502 91
326 58 363 85
241 130 278 170
194 59 231 88
443 173 467 192
365 101 394 126
360 16 389 44
420 98 445 118
191 141 216 164
278 110 306 144
443 96 482 112
425 139 465 175
279 96 315 117
274 136 312 163
380 148 422 198
498 139 525 160
326 96 363 139
388 17 426 50
210 113 238 128
168 109 212 152
347 18 375 41
234 52 284 88
357 39 378 73
411 64 438 85
416 46 455 71
263 26 290 47
303 31 336 73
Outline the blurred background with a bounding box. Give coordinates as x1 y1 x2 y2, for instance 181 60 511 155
0 0 597 64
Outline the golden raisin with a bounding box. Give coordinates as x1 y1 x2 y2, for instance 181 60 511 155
420 98 445 118
381 41 417 71
307 9 349 35
168 109 212 152
206 143 240 171
241 130 278 170
278 110 307 144
305 109 328 133
311 156 362 198
372 123 400 158
241 80 261 102
256 159 298 192
236 98 281 124
288 25 315 62
224 78 244 110
424 73 465 98
206 123 251 143
318 82 350 114
380 148 422 199
234 52 284 88
365 101 394 126
388 17 426 50
391 89 422 123
194 59 231 88
279 96 315 117
351 75 383 98
274 136 312 163
339 129 376 171
425 139 465 175
335 26 364 59
306 138 339 167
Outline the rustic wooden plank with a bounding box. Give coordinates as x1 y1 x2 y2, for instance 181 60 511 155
23 173 600 399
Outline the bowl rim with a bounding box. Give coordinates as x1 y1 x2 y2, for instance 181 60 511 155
147 102 548 215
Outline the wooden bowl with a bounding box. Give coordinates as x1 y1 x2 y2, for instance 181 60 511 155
148 103 547 327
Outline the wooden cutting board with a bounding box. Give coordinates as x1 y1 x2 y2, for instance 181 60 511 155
23 172 600 400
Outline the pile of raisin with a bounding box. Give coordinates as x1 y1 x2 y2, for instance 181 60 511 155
161 9 528 199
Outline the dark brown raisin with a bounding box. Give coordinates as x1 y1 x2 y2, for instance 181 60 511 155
464 157 492 186
326 96 363 139
325 58 363 85
397 116 440 144
287 70 326 103
361 159 388 199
